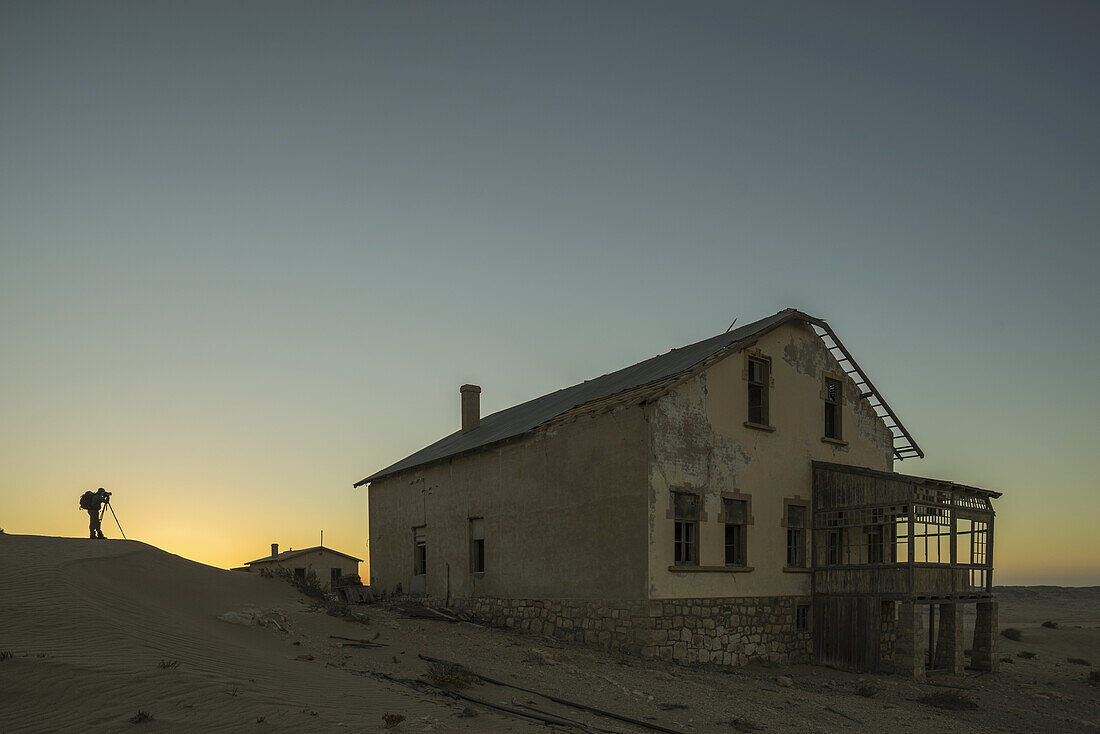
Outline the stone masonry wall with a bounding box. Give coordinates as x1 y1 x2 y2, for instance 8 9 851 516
450 595 813 666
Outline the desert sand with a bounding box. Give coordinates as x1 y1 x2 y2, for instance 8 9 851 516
1 533 1097 733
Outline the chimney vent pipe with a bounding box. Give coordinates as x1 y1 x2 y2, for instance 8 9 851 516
271 543 279 557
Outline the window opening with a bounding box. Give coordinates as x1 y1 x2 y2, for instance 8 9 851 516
795 604 810 632
673 492 699 565
469 518 485 574
723 498 747 566
786 504 807 567
413 526 427 576
747 358 769 425
824 377 842 439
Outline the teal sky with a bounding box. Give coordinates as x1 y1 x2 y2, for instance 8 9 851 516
1 1 1097 583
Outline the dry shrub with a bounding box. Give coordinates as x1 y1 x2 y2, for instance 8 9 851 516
917 690 978 711
129 710 154 724
428 661 471 690
1000 628 1022 641
999 656 1014 664
1017 651 1037 659
382 712 405 728
0 651 13 661
856 684 878 698
1042 620 1059 629
158 659 179 669
1067 657 1091 666
722 718 764 732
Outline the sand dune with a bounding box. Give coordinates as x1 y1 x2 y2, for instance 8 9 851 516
2 533 1098 733
0 533 526 733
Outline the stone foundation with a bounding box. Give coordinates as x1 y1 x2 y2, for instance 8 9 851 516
451 595 812 666
971 600 998 671
894 601 926 677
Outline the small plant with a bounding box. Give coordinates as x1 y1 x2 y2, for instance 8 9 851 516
158 659 179 669
1067 657 1091 666
428 660 471 689
430 670 470 689
1042 620 1058 629
129 710 154 724
1000 628 1022 641
856 684 878 698
0 651 13 661
1017 651 1037 659
256 715 266 723
382 712 405 728
227 687 241 696
1000 656 1014 664
917 690 978 711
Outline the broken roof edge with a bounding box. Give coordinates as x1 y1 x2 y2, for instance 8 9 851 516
355 308 919 486
813 461 1002 499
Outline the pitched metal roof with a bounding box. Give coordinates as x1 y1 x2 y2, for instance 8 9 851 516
356 308 821 486
246 545 363 566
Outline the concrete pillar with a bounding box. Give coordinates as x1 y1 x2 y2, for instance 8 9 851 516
971 600 999 672
933 602 965 674
894 601 926 677
460 384 481 433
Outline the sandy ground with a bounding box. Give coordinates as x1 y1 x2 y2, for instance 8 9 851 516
1 533 1097 733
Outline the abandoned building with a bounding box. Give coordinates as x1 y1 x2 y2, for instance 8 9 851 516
242 543 362 590
356 308 1000 675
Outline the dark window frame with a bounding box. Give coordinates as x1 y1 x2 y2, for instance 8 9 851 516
723 497 748 567
824 376 843 440
746 356 771 426
672 491 700 566
795 604 810 632
783 501 809 568
413 525 427 576
469 517 485 575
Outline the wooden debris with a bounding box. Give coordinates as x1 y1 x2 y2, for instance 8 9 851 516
418 654 686 734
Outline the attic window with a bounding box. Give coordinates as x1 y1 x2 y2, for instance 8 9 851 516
824 377 842 440
747 357 770 426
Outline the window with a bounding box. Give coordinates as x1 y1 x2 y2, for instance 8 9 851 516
723 498 747 566
672 492 699 565
413 526 427 576
795 604 810 632
469 518 485 574
330 567 342 586
747 357 770 425
786 504 807 567
866 523 885 563
826 527 843 565
824 377 842 439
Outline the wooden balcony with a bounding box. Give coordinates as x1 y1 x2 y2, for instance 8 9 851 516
811 462 1000 601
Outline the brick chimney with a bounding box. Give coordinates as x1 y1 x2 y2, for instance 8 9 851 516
271 543 279 557
460 384 481 433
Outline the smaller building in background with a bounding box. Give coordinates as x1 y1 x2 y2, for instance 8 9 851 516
243 543 362 590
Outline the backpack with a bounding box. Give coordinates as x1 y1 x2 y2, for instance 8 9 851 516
79 491 96 510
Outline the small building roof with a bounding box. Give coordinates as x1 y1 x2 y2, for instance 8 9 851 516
356 308 920 486
245 545 363 566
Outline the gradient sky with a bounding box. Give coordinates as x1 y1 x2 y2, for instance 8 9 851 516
2 1 1097 584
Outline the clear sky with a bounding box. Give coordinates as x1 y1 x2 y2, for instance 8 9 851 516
2 1 1097 585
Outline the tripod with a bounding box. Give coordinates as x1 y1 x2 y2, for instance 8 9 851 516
100 501 127 540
